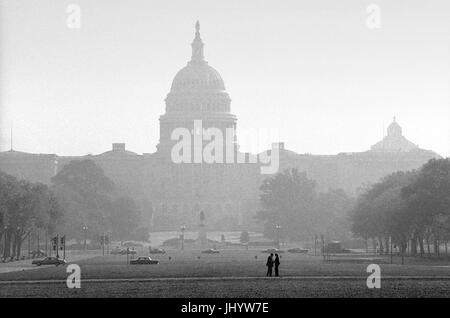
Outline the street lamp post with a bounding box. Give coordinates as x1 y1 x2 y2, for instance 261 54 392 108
82 225 88 251
275 225 281 249
180 225 186 250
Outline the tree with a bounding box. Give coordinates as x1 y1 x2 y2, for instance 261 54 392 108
110 197 142 241
350 158 450 258
0 171 62 259
240 231 250 244
258 169 353 241
402 159 450 256
350 171 416 254
259 169 317 241
52 160 148 242
52 160 116 240
316 189 354 241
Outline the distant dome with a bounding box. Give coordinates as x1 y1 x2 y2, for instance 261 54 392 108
371 117 418 152
170 63 225 92
387 117 402 137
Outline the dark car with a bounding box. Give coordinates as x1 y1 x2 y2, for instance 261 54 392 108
32 257 66 267
149 248 166 254
201 248 220 254
130 256 159 265
287 248 309 254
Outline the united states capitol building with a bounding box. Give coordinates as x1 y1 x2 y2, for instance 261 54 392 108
0 23 439 230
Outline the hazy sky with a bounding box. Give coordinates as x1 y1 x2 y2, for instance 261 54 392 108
1 0 449 156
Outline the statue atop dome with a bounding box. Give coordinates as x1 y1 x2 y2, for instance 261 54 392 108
191 20 205 63
195 20 200 33
166 21 228 93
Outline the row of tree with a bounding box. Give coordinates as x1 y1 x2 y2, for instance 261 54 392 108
0 172 62 259
258 168 354 242
1 159 149 259
350 158 450 256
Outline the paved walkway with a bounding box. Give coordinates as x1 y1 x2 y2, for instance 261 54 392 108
1 275 450 285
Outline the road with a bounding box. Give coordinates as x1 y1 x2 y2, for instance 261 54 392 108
0 251 97 274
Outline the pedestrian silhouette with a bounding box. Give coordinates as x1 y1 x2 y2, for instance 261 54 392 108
266 253 274 277
274 253 280 277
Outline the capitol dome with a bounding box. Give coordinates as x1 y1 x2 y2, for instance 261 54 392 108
170 63 226 92
169 21 225 92
157 22 237 157
165 21 231 114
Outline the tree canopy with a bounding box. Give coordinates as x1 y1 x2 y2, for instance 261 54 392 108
258 169 354 241
52 159 148 242
0 171 62 259
350 158 450 256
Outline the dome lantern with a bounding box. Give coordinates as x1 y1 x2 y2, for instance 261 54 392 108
157 22 237 157
191 21 205 64
168 21 227 93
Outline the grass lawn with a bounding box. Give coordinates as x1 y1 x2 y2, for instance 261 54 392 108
1 248 449 297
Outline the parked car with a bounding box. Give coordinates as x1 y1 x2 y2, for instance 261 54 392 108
122 241 143 248
110 247 123 255
31 250 46 258
32 257 66 267
201 248 220 254
261 248 284 253
130 256 159 265
110 247 137 255
323 241 351 254
287 248 309 254
149 248 166 254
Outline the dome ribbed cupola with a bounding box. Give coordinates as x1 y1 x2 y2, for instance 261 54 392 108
157 22 237 157
165 21 231 114
387 116 402 137
370 117 419 152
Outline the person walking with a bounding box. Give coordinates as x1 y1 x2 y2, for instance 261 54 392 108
266 253 274 277
274 254 280 277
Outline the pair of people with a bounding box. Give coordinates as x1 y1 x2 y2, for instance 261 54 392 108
266 253 280 277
